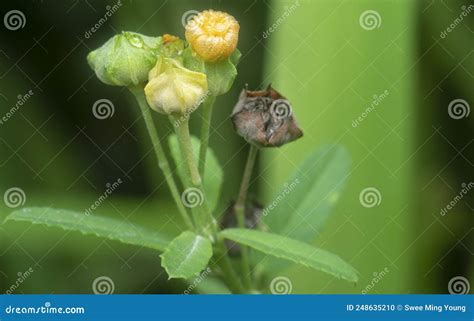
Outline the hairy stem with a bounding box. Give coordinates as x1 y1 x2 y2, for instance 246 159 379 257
215 242 246 294
198 95 216 177
171 116 217 237
175 118 202 187
129 86 194 231
234 144 259 289
172 115 243 292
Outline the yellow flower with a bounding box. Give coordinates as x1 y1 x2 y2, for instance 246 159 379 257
185 10 239 62
145 57 208 115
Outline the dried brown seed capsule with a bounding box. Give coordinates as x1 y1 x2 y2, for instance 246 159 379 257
231 85 303 147
220 201 263 257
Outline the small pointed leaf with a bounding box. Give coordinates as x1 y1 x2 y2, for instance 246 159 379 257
182 48 239 96
161 231 213 279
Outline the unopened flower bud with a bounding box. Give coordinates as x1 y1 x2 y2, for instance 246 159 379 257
185 10 239 62
144 57 208 115
231 85 303 147
87 31 162 87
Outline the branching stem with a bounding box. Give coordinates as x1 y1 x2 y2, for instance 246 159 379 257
129 86 194 231
198 95 216 177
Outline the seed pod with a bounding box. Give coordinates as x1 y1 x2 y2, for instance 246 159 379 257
231 85 303 147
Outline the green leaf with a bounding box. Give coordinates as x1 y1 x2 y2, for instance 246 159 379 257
263 145 351 242
160 231 213 279
182 48 238 96
230 49 242 66
168 135 223 211
220 228 358 282
204 59 237 96
4 207 169 251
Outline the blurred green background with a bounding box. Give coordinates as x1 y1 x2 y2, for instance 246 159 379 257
0 0 472 294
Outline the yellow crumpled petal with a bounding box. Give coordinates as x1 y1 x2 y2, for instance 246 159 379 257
145 57 208 115
185 10 239 62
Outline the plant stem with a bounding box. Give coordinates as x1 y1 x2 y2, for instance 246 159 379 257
234 144 259 290
215 241 246 294
175 118 202 187
236 145 259 210
171 116 217 236
172 115 245 293
198 95 216 177
129 86 194 231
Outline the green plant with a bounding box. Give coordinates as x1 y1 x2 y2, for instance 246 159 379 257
2 9 358 294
